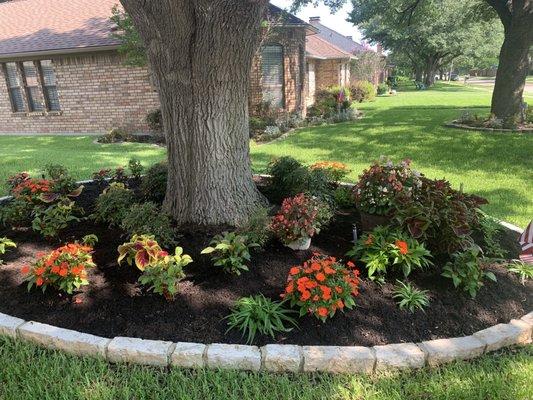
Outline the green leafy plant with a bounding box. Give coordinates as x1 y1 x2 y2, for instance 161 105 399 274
121 202 176 248
333 186 355 209
0 199 32 228
476 210 505 258
140 162 168 203
31 200 80 239
145 108 163 132
347 226 432 280
22 238 96 294
350 80 376 102
442 245 497 298
93 184 135 227
225 294 298 344
128 158 144 180
201 232 258 275
138 247 192 301
505 260 533 285
377 83 389 95
393 280 430 313
282 253 360 321
42 164 69 180
118 234 167 271
236 206 273 248
0 237 16 265
91 169 112 187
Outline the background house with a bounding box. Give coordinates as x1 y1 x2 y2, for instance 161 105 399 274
0 0 314 134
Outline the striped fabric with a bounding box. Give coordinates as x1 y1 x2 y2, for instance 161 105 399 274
519 220 533 264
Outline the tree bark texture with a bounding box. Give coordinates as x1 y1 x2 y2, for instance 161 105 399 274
120 0 268 226
488 0 533 119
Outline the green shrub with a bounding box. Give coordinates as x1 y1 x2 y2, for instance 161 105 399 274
307 86 351 118
225 294 297 344
42 164 69 180
145 108 163 132
333 186 355 208
140 162 168 203
0 199 32 228
476 210 505 258
442 245 496 298
201 232 258 275
93 185 135 227
350 80 376 102
236 206 272 248
266 157 333 204
128 158 144 180
393 280 430 313
31 200 80 239
347 226 432 281
377 83 389 95
97 128 132 143
121 202 176 248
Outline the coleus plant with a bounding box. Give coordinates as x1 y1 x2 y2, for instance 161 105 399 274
117 234 168 271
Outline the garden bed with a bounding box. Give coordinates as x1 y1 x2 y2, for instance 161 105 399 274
0 180 530 347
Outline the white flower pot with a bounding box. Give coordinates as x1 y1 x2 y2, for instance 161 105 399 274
286 237 311 251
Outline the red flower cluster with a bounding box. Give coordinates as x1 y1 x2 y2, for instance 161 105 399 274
22 242 95 294
395 240 409 255
270 193 320 244
12 178 52 201
6 172 30 190
282 253 360 321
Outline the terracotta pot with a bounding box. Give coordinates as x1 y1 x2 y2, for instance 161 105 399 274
285 237 312 251
359 211 391 232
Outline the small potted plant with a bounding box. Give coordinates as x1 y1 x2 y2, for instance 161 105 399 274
354 158 421 231
270 193 325 250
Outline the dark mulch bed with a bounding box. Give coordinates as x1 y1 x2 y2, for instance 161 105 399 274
0 182 530 347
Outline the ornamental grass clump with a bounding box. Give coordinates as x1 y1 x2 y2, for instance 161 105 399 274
281 253 360 321
22 235 97 294
270 193 331 247
347 226 432 281
225 294 298 344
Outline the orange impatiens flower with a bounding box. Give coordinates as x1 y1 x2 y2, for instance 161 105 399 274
36 277 44 287
21 266 30 275
281 253 360 322
289 267 300 276
395 240 409 255
365 235 374 246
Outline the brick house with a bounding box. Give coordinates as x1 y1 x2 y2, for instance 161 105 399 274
0 0 315 134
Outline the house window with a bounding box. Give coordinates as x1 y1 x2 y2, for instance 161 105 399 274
3 63 25 112
22 61 44 111
40 60 60 111
261 45 285 108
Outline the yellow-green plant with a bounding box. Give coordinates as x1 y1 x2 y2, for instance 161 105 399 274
117 234 166 271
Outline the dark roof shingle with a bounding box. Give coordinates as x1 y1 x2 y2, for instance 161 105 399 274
309 18 366 55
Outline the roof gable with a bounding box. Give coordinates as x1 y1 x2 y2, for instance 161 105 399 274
306 35 353 60
308 18 366 55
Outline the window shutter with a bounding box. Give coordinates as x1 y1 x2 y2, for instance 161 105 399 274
22 62 43 112
261 45 284 108
41 61 60 111
4 63 25 112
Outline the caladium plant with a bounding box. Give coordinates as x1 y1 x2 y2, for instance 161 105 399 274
117 234 168 271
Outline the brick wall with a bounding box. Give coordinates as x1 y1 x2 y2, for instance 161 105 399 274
0 51 160 134
249 27 307 116
315 59 342 90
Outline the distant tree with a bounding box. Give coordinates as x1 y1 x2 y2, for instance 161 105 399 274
350 50 386 83
482 0 533 119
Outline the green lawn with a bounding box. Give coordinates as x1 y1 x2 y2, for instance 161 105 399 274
0 337 531 400
252 83 533 227
0 136 166 194
0 83 531 226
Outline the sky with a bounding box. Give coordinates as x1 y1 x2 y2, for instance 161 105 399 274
270 0 364 43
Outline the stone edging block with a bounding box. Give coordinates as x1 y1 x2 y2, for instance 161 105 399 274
0 310 531 373
419 335 486 367
474 321 531 352
17 321 110 358
107 337 175 367
206 343 261 371
374 342 426 371
302 345 375 374
0 312 25 338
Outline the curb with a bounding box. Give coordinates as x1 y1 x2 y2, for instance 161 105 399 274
0 311 531 373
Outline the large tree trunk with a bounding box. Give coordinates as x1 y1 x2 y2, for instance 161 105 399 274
120 0 268 226
488 0 533 119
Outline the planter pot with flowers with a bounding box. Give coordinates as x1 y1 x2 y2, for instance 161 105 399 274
270 193 331 251
354 158 422 232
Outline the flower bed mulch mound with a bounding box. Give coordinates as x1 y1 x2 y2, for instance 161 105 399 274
0 183 531 347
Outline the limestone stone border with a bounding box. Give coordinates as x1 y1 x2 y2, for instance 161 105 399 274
0 179 530 373
0 311 531 373
445 122 533 134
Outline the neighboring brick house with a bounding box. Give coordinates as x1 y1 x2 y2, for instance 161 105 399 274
305 34 355 106
0 0 314 134
308 16 386 86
